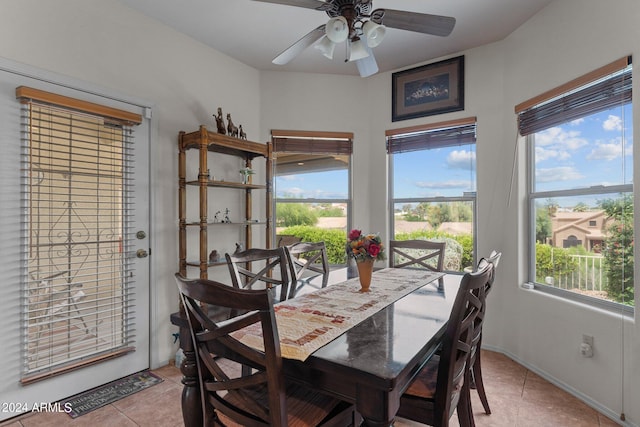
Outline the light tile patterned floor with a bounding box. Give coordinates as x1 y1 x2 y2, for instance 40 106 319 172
2 350 621 426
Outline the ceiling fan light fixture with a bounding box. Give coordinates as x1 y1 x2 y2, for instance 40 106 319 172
348 37 369 62
325 16 349 43
314 35 336 59
362 21 386 48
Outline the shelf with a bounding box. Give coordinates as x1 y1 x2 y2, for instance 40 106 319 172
178 125 273 278
185 260 228 268
185 180 266 190
184 221 268 226
179 128 267 159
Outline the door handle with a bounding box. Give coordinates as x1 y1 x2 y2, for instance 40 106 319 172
136 249 148 258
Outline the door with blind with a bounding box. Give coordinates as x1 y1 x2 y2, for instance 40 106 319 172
0 64 150 419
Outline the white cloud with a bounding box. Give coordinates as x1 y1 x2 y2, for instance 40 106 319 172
586 137 630 161
278 187 304 196
446 150 476 170
570 118 585 126
535 166 584 183
415 180 471 189
535 126 588 150
603 115 622 131
535 146 571 163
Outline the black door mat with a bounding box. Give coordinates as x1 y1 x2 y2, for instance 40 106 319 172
60 370 163 418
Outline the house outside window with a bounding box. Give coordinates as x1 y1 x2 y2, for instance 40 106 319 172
517 57 633 310
387 118 477 272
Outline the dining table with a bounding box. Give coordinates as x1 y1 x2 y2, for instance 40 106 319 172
170 267 463 427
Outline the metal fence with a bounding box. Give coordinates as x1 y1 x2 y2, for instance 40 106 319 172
548 254 607 292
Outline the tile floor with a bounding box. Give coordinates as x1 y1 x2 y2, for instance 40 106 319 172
1 350 621 426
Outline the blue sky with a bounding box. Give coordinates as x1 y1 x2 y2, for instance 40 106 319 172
274 104 632 203
534 104 633 194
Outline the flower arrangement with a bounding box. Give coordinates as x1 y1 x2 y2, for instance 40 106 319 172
239 167 255 183
346 229 386 263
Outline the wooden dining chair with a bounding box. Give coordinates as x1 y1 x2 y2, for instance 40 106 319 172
226 247 293 303
175 273 356 427
469 250 502 416
389 239 447 272
283 241 330 296
397 262 494 427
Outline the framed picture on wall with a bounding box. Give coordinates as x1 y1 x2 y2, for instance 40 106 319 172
392 55 465 122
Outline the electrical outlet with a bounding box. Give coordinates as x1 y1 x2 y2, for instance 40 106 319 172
581 334 594 357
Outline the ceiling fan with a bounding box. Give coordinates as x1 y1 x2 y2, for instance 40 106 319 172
252 0 456 77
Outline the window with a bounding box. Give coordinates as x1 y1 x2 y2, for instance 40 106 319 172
17 87 141 379
272 130 351 265
387 118 477 272
517 57 633 310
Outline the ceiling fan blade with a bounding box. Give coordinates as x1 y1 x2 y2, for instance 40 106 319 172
251 0 328 11
272 25 326 65
373 9 456 37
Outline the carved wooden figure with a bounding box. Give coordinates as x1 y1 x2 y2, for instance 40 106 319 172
239 125 247 140
214 107 226 135
226 113 239 137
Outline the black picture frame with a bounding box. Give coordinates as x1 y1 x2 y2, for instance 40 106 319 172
392 55 465 122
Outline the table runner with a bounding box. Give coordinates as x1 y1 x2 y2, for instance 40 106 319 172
232 268 444 361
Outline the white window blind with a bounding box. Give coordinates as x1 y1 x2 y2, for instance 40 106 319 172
17 87 141 381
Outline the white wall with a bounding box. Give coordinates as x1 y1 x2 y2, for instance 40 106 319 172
0 0 262 370
0 0 639 425
499 0 639 424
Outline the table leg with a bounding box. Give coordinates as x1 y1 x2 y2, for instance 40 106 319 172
356 387 397 427
178 326 203 427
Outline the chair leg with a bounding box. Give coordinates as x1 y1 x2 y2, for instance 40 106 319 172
473 352 491 414
457 380 475 427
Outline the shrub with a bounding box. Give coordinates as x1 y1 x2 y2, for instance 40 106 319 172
278 226 347 264
393 230 473 271
535 243 579 283
278 226 475 270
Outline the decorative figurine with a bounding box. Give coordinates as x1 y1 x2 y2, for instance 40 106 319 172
213 210 221 223
234 242 244 254
214 107 226 135
238 125 247 140
226 113 239 137
209 250 220 263
223 208 231 223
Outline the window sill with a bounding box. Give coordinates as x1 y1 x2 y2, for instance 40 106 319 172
521 282 634 316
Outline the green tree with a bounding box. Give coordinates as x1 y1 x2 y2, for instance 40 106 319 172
536 204 552 243
573 202 589 212
275 203 317 227
599 195 634 304
316 206 344 217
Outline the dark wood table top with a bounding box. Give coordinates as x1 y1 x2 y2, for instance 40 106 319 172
284 270 461 426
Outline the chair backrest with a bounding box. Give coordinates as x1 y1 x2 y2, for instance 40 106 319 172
389 239 447 272
477 250 502 292
283 241 330 295
226 247 292 302
467 250 502 375
175 273 288 426
435 262 494 424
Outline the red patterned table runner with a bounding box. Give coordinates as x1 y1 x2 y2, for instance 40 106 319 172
232 268 444 361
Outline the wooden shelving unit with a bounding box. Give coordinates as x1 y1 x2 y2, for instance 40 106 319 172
178 125 272 278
